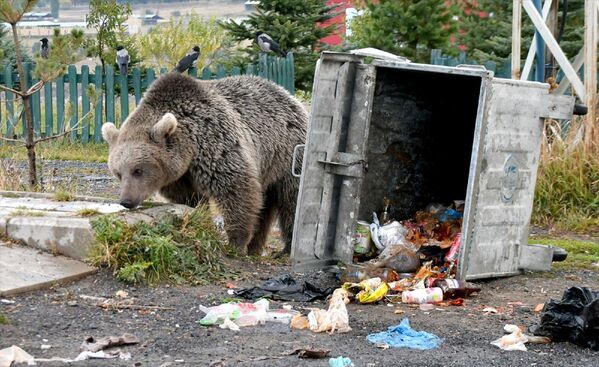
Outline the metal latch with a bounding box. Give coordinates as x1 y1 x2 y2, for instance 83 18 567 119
317 152 368 178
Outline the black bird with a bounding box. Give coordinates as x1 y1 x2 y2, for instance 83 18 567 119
116 45 130 75
174 46 201 73
255 31 286 57
40 38 49 59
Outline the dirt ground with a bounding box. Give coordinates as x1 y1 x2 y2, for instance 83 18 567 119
2 254 599 367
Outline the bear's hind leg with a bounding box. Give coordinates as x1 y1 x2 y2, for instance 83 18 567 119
247 189 278 256
272 178 299 255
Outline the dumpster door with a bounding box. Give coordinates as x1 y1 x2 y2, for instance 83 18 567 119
458 78 574 280
291 53 377 271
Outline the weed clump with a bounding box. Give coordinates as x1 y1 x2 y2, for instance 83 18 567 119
89 207 235 285
0 313 7 325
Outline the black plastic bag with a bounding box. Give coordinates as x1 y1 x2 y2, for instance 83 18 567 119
234 273 334 302
532 286 599 350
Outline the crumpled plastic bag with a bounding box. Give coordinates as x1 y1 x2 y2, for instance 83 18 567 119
369 215 410 252
491 324 551 351
291 288 351 334
0 346 35 367
81 333 140 352
367 318 441 350
234 273 334 302
342 277 388 304
532 286 599 350
329 356 354 367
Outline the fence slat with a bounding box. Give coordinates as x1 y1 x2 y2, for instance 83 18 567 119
56 73 65 133
146 68 155 88
106 65 115 126
31 73 41 138
4 65 15 139
120 73 128 124
202 68 212 80
44 82 53 136
81 65 90 144
133 68 141 105
68 65 78 142
94 65 103 143
189 67 198 78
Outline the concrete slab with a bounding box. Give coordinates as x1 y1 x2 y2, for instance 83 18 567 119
0 191 194 260
0 244 97 297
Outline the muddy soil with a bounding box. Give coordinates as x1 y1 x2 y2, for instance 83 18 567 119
2 258 599 367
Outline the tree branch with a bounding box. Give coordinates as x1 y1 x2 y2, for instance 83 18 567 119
32 104 96 145
0 136 24 144
0 84 24 96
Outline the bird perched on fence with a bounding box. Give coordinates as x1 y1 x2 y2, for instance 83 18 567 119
116 46 130 75
174 46 201 73
255 32 286 57
40 38 49 59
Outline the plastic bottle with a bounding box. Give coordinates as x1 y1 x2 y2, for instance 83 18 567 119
380 197 391 225
431 279 481 299
401 287 443 304
339 264 400 283
445 233 461 263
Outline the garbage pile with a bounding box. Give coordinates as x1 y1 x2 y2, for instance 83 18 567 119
343 199 481 305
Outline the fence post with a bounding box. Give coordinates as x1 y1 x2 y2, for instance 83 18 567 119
44 79 53 137
189 67 198 78
29 65 41 138
133 67 141 105
81 65 90 144
68 65 78 142
202 68 212 80
146 68 155 88
216 65 226 78
106 65 115 126
94 65 103 143
120 71 128 124
4 65 15 139
56 74 65 133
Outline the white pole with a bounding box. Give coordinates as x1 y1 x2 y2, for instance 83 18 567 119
521 0 553 81
584 0 598 148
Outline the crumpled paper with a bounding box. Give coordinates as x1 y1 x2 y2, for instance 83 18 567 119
291 288 351 334
491 324 551 351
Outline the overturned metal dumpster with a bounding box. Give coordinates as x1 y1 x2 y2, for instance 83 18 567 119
290 52 575 280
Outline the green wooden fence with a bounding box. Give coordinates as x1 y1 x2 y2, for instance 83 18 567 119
0 53 295 144
430 49 512 78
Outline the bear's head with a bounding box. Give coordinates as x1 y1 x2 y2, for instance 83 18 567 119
102 112 192 209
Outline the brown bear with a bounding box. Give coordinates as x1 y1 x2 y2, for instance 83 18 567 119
102 72 307 255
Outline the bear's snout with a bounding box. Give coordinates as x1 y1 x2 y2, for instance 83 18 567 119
119 198 138 209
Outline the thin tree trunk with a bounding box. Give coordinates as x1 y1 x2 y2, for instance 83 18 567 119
11 23 37 189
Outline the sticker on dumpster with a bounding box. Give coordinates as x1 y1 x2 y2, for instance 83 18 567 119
501 155 519 204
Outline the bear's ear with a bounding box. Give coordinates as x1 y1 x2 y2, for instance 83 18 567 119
101 123 120 146
151 113 178 143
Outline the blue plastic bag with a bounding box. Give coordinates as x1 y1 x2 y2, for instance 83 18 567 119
329 356 354 367
367 318 441 350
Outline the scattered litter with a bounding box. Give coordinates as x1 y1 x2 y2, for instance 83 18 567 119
342 277 389 303
289 348 330 359
534 303 545 312
79 294 174 311
115 290 129 298
419 303 434 311
198 298 299 329
482 307 498 315
329 356 355 367
0 299 15 304
402 288 443 304
227 289 235 295
291 288 351 334
234 274 334 302
394 308 405 314
225 282 236 289
375 343 390 350
490 324 551 351
0 345 34 367
73 350 132 361
491 324 528 351
40 345 51 350
290 314 310 330
81 333 140 352
531 286 599 350
367 318 441 350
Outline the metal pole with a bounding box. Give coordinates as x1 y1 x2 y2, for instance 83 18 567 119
512 0 522 79
534 0 545 82
584 0 598 149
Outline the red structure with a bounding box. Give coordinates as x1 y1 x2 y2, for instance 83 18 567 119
320 0 352 46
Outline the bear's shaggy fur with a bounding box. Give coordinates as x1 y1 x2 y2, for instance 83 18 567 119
102 72 307 255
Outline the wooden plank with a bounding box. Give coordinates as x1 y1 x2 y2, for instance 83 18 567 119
106 65 115 125
68 65 78 142
43 82 53 136
188 67 198 78
93 65 103 143
288 53 295 95
133 67 141 105
521 0 552 81
31 74 41 138
555 49 584 95
4 65 15 139
145 68 155 88
202 68 212 80
512 0 522 79
231 67 241 76
523 0 585 99
56 72 65 133
81 65 90 144
119 72 128 124
584 0 597 148
216 65 226 78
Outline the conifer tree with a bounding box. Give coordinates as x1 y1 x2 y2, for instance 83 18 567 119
220 0 340 91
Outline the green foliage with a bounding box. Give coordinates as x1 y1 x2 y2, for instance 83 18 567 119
0 23 32 69
533 145 599 234
348 0 459 63
219 0 340 91
89 207 236 285
0 0 38 24
138 14 226 70
86 0 132 67
0 313 7 325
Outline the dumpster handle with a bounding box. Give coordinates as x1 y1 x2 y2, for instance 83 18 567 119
291 144 305 178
